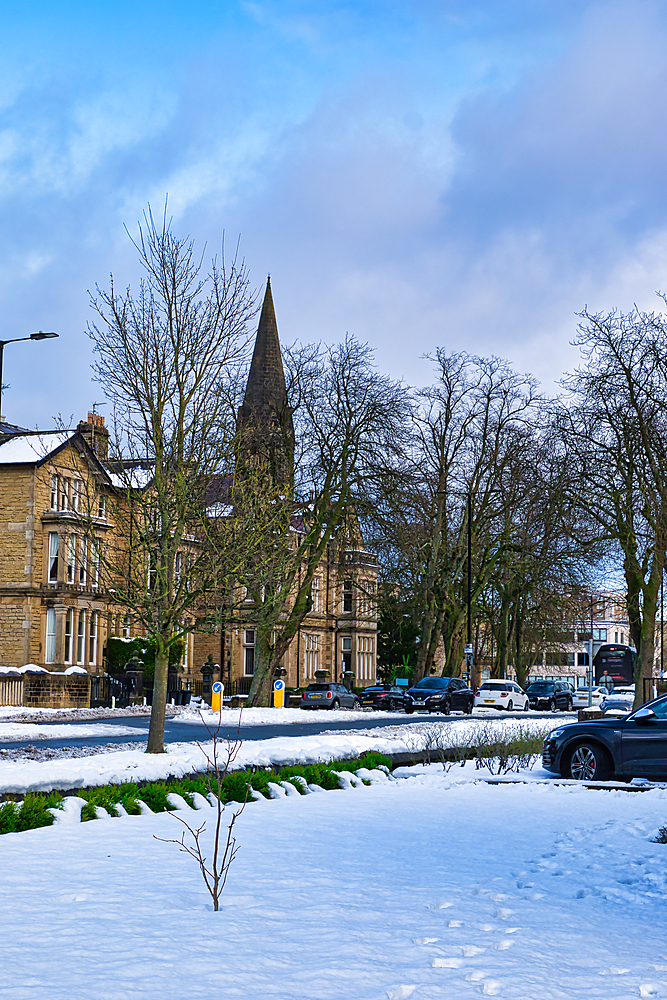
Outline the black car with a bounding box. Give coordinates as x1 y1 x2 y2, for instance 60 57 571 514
404 676 474 715
300 683 361 710
542 693 667 781
361 684 406 711
525 680 574 712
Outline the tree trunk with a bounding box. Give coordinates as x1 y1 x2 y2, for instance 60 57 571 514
147 642 169 753
495 592 511 679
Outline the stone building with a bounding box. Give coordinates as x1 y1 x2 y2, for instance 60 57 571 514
193 280 379 694
0 419 116 672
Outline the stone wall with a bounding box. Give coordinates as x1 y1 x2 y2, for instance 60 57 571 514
22 672 90 709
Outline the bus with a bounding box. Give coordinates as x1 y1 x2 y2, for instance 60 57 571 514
593 644 635 687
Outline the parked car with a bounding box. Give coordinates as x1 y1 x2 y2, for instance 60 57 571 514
600 686 636 715
300 683 361 710
404 676 474 715
361 684 405 711
525 680 574 712
572 686 610 710
474 680 529 711
542 692 667 781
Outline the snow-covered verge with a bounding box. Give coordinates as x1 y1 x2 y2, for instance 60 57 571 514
0 716 568 795
0 721 146 742
173 705 575 726
1 769 666 999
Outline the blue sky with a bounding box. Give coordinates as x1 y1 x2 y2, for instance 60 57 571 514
2 0 667 426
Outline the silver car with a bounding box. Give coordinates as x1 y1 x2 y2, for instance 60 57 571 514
300 683 361 710
600 686 635 715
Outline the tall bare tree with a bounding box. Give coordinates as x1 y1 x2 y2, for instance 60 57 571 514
88 208 256 752
558 302 667 706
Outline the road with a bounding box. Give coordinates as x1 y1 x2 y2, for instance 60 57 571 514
0 709 567 753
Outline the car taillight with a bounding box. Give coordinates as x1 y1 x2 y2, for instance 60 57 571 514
326 691 332 699
475 689 481 696
500 692 508 697
377 693 388 697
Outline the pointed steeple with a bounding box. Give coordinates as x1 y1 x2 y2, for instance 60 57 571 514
236 278 295 486
242 278 288 411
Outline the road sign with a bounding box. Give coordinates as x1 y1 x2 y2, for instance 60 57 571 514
273 678 286 709
212 681 223 712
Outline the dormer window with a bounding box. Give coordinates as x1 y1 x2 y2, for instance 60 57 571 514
50 475 58 510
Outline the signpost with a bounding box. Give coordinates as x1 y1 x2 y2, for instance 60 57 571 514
464 643 474 687
211 681 223 713
273 678 286 709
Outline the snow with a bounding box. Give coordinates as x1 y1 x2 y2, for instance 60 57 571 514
174 704 577 727
0 430 73 464
0 721 146 744
1 762 667 998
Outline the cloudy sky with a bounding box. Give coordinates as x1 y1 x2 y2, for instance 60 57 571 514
2 0 667 427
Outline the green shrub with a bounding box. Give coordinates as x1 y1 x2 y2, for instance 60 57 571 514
0 792 63 834
652 826 667 844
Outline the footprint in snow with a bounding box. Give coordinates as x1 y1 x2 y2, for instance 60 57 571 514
495 908 514 920
493 940 514 951
447 920 463 928
432 958 462 968
599 968 630 975
386 986 417 1000
427 900 453 909
480 979 502 995
639 985 660 998
462 945 486 957
489 893 508 901
413 937 439 945
465 971 487 982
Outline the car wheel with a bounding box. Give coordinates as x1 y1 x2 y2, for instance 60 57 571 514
568 742 611 781
549 699 556 712
331 699 340 710
442 699 451 716
567 698 573 711
353 698 361 710
507 700 513 711
405 705 414 715
465 700 473 715
523 699 529 711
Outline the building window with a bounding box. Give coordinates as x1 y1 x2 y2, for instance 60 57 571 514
59 477 70 511
614 631 618 643
357 636 374 681
244 630 255 675
77 612 86 664
64 609 73 664
71 480 81 512
592 627 607 642
341 635 352 675
48 532 59 583
50 474 58 509
67 535 76 584
122 615 131 638
577 652 589 666
97 494 106 518
79 536 87 584
311 576 320 612
45 608 56 663
621 632 625 645
304 633 319 679
342 579 353 614
91 538 100 587
89 612 97 665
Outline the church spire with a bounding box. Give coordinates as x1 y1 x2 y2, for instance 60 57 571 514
236 278 294 486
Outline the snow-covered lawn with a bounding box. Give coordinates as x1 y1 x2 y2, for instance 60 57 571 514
0 721 146 742
173 705 568 726
1 766 666 998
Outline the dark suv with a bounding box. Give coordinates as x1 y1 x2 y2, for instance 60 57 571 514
300 683 361 710
404 676 474 715
526 680 574 712
542 693 667 780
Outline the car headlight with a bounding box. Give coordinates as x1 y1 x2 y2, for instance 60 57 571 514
549 728 565 739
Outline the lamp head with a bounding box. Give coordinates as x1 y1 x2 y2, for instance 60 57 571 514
30 331 58 341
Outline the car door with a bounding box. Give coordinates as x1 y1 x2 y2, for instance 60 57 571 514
620 699 667 776
450 679 466 710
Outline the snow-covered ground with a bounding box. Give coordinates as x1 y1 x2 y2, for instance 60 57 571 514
1 764 666 998
173 705 564 726
0 715 568 794
0 721 146 742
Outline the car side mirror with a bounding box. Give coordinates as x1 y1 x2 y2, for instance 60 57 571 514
633 707 657 726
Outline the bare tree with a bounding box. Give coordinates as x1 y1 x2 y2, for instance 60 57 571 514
156 714 248 910
88 207 256 751
238 336 409 707
558 302 667 706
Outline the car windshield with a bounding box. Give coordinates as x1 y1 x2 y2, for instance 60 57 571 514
305 684 331 692
609 688 634 696
414 677 450 689
527 683 554 693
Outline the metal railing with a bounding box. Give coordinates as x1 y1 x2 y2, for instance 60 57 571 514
0 677 23 706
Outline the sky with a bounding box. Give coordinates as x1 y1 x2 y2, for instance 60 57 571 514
3 0 667 428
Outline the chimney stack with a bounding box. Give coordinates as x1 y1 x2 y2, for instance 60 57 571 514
77 412 109 460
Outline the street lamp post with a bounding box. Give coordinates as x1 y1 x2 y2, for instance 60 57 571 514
0 331 59 420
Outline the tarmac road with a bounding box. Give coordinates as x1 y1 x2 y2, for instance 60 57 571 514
0 709 568 753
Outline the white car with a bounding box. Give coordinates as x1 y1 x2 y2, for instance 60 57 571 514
600 686 636 715
572 686 610 709
474 681 529 711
